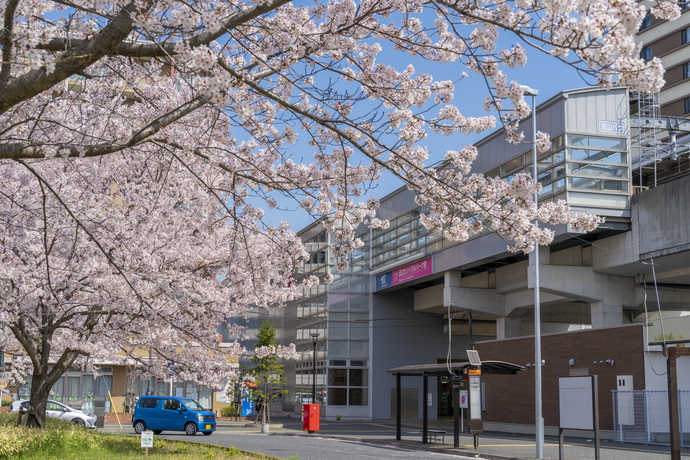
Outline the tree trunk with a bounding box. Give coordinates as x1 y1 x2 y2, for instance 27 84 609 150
23 371 52 428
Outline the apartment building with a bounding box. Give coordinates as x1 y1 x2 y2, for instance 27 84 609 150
637 1 690 115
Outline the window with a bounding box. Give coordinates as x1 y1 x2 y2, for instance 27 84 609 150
685 98 690 114
567 135 626 150
500 154 525 176
640 46 653 61
139 398 160 408
46 401 64 412
327 368 368 405
329 388 347 405
683 28 690 45
349 369 366 386
309 250 326 264
640 14 651 31
551 135 565 152
163 399 182 410
307 232 326 243
328 369 347 386
568 149 627 164
684 62 690 80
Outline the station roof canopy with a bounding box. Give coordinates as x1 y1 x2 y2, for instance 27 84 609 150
387 360 524 376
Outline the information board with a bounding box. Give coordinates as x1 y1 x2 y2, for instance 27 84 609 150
558 376 594 430
141 431 154 448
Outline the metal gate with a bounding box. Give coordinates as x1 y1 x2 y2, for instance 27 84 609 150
612 390 690 446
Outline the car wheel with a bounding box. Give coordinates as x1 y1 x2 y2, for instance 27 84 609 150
153 430 162 435
133 420 146 434
203 431 212 436
184 422 197 436
72 418 86 427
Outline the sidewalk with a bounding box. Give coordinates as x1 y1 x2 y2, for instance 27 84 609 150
104 416 690 460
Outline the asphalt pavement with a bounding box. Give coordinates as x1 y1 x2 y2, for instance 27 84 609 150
102 416 690 460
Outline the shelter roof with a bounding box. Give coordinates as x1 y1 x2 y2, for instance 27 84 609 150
387 360 524 376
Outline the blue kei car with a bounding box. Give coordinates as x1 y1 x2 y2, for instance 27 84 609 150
132 396 216 436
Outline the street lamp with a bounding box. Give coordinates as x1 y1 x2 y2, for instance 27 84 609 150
521 84 543 460
310 332 320 404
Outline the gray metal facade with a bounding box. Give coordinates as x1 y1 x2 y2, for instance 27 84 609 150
276 86 690 423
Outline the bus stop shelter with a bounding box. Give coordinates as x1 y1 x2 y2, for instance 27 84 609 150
388 361 524 447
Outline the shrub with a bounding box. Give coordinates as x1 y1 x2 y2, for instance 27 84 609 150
0 412 101 459
220 405 237 417
0 400 11 407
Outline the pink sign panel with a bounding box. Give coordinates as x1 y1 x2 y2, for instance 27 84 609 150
391 257 433 285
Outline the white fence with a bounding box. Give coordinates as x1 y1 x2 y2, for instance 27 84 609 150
612 390 690 446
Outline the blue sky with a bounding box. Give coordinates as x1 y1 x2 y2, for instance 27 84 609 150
262 45 595 232
245 6 605 232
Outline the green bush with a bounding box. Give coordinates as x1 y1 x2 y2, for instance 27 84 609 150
0 412 101 459
0 400 11 407
220 405 237 417
0 412 273 459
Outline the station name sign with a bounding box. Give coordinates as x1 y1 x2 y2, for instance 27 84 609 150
598 120 625 135
375 256 433 291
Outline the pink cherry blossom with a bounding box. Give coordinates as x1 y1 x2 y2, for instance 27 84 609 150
0 0 669 427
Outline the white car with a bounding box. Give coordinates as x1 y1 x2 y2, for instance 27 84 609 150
10 399 97 427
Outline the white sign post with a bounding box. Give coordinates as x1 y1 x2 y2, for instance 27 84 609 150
141 430 154 458
459 390 468 408
558 376 599 460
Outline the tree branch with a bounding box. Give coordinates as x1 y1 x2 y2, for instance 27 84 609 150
34 0 292 58
0 0 141 115
0 96 208 159
0 0 19 82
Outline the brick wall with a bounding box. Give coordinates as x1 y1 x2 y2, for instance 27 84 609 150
105 413 132 424
475 324 645 430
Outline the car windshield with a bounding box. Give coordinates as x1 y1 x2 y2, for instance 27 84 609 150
182 399 205 411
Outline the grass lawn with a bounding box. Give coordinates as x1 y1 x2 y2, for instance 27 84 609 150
0 412 279 460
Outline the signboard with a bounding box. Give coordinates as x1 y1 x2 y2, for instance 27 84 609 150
468 368 481 376
559 376 594 430
598 120 626 135
140 431 154 448
459 390 468 409
375 257 433 290
469 375 481 416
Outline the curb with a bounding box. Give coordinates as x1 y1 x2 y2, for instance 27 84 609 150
271 432 521 460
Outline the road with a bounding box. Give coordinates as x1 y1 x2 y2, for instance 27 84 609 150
107 417 690 460
178 431 480 460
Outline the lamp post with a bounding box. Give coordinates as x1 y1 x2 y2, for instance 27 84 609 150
521 84 543 460
310 332 320 404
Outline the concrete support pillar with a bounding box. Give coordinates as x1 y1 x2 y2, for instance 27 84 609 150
496 317 522 339
527 245 550 289
443 270 462 308
590 301 624 328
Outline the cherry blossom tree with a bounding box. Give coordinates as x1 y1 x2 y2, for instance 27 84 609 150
0 0 675 426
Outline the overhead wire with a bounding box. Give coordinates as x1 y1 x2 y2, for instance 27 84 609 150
564 231 686 347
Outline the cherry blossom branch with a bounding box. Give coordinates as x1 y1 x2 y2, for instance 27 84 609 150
15 158 154 310
34 0 293 59
0 0 144 115
0 96 209 159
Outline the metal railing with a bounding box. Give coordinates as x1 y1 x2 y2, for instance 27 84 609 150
612 390 690 446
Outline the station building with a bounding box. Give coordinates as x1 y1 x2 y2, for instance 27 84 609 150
272 86 690 430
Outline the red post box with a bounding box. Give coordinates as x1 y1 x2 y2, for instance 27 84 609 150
302 403 320 433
